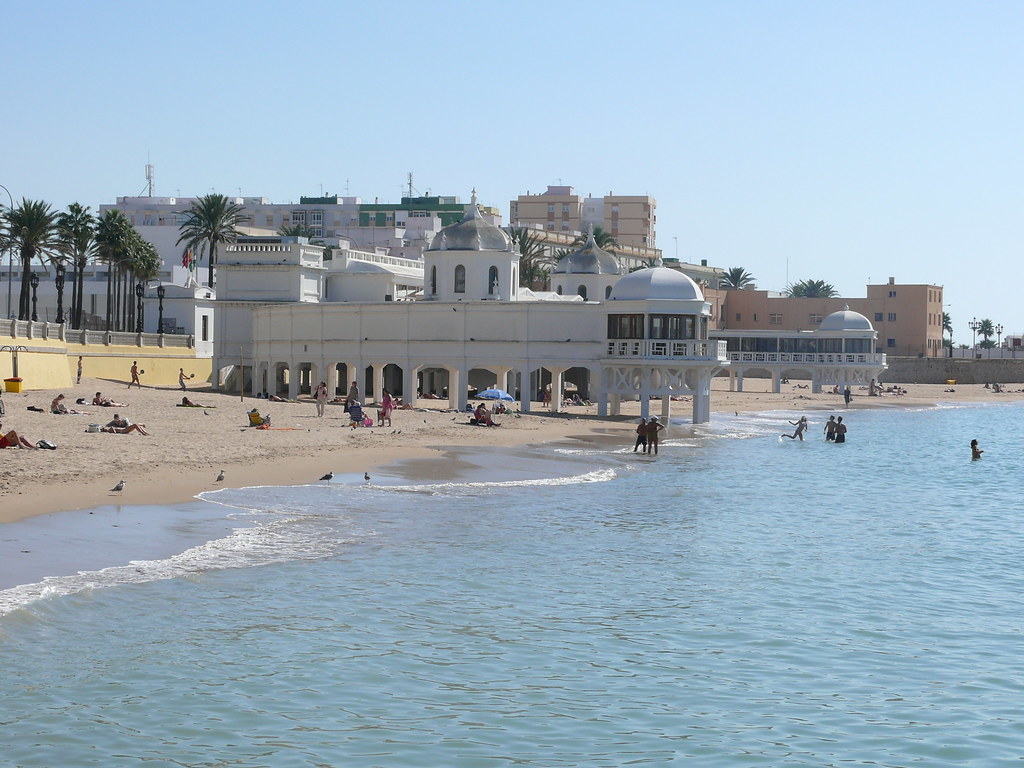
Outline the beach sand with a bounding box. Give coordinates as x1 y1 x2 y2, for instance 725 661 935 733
4 377 1019 523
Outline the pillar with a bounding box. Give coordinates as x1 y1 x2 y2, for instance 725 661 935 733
518 367 532 413
549 367 567 413
371 363 385 404
403 365 418 404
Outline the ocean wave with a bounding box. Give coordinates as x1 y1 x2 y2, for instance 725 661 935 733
379 467 617 496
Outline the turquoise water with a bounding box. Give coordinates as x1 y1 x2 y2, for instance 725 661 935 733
2 404 1023 767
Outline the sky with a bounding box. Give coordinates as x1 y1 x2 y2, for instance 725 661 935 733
3 0 1022 342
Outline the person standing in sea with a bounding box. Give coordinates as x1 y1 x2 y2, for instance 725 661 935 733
646 416 665 455
834 416 847 443
824 415 837 441
971 439 983 459
782 415 808 441
633 418 648 453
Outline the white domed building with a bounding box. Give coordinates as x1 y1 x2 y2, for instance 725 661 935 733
215 197 735 424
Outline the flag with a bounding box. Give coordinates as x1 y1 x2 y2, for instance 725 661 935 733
181 248 192 269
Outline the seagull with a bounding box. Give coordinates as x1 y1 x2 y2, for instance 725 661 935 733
215 470 225 482
364 472 371 485
320 472 334 482
111 479 125 494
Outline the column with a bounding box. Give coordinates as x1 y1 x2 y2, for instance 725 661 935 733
371 363 385 405
518 367 532 413
639 368 651 420
287 360 299 400
403 365 418 405
447 367 462 411
771 371 782 393
549 367 566 413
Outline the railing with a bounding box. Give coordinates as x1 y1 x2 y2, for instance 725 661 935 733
342 249 423 270
726 351 887 365
0 320 195 349
605 339 728 360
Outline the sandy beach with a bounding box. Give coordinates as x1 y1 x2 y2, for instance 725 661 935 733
4 377 1020 523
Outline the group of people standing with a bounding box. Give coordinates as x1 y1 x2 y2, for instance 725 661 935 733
632 416 666 455
782 415 848 443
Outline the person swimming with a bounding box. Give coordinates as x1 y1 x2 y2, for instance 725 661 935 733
971 439 984 460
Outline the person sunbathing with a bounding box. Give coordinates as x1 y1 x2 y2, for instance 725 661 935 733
102 414 150 435
93 392 127 407
51 394 87 414
179 396 208 407
0 423 37 449
473 404 499 427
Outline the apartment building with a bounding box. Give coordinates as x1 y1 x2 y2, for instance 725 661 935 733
708 277 944 357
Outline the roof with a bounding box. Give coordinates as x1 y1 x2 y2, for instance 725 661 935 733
426 193 512 253
551 231 622 275
819 307 874 332
609 264 703 301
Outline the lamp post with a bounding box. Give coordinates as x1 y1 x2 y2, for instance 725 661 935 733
29 272 39 322
996 323 1004 352
969 317 981 354
55 263 66 324
135 282 145 333
0 183 12 319
156 285 165 334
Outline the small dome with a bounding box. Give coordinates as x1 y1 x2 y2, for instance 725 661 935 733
426 193 511 253
552 231 622 275
609 264 703 301
818 306 873 332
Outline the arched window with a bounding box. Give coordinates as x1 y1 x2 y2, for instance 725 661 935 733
578 285 588 301
605 286 612 299
512 267 517 295
488 266 499 295
556 285 562 295
454 264 466 293
430 265 437 295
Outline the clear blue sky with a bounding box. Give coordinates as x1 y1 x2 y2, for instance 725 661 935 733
4 0 1022 342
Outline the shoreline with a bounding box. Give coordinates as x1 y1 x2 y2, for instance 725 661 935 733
8 378 1023 525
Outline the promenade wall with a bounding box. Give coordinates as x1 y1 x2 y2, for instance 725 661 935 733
0 320 209 391
882 356 1024 385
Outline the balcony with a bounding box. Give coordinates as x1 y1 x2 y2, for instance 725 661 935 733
606 339 728 361
726 351 887 365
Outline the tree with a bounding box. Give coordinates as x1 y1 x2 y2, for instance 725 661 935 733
721 267 756 290
58 203 96 329
277 223 313 238
1 199 61 320
942 312 953 351
176 194 246 288
95 209 135 330
572 225 618 252
786 279 839 298
507 227 554 290
978 318 995 348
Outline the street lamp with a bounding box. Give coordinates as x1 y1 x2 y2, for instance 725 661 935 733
135 282 145 333
156 285 165 334
55 263 66 324
969 317 981 352
29 272 39 322
0 183 12 319
996 323 1004 350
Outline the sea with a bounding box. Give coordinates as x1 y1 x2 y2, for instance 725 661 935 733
1 402 1022 768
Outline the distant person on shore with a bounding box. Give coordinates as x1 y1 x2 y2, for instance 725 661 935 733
345 380 359 413
834 416 847 443
379 389 394 426
129 361 142 389
314 381 328 417
782 415 809 441
971 439 983 460
646 416 665 455
824 415 837 442
179 368 192 391
843 387 852 407
76 356 83 384
633 418 648 453
102 414 150 435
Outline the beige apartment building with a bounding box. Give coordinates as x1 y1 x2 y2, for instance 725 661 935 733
706 277 944 357
510 186 659 257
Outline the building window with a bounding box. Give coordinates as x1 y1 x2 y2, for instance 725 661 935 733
649 314 695 339
547 222 555 230
605 286 612 299
556 286 562 295
430 266 436 295
265 215 274 227
753 313 758 322
291 211 306 224
454 265 466 293
608 314 645 339
310 211 323 225
578 285 587 300
547 204 555 213
561 223 569 230
201 314 209 342
809 313 823 324
887 338 896 348
888 313 896 321
889 290 896 298
769 313 783 324
875 312 883 321
309 227 323 238
562 204 569 213
735 313 741 322
488 266 498 295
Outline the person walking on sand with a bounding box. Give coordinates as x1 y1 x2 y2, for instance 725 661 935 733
129 361 141 389
782 415 809 441
76 356 83 384
834 416 847 443
633 417 648 453
314 380 328 417
824 415 837 442
646 415 665 455
179 368 189 391
843 387 852 408
971 438 983 460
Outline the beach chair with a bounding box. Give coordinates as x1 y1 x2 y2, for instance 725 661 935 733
247 410 270 427
348 404 365 426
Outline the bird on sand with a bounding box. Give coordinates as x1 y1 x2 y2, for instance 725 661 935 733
215 470 225 482
320 472 334 482
364 472 371 485
111 479 125 494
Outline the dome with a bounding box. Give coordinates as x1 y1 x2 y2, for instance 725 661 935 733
818 306 873 332
426 193 511 253
551 231 622 275
609 264 704 301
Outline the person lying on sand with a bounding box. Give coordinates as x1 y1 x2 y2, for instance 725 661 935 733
101 414 150 435
51 394 88 415
179 396 210 408
0 423 37 449
93 392 127 407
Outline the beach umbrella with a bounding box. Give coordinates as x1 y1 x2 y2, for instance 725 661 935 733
476 388 515 402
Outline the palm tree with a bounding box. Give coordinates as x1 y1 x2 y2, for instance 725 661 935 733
942 312 953 352
786 279 839 298
277 223 313 238
721 267 756 290
978 318 995 348
95 209 135 330
2 199 61 320
176 194 246 288
57 203 96 329
572 225 618 252
507 227 554 290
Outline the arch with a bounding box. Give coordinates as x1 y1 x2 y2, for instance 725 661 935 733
454 265 466 294
430 265 437 295
556 286 563 295
605 285 612 299
488 266 499 295
577 285 587 300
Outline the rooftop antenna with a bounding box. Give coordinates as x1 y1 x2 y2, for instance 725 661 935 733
406 172 420 198
138 160 155 197
345 179 350 196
